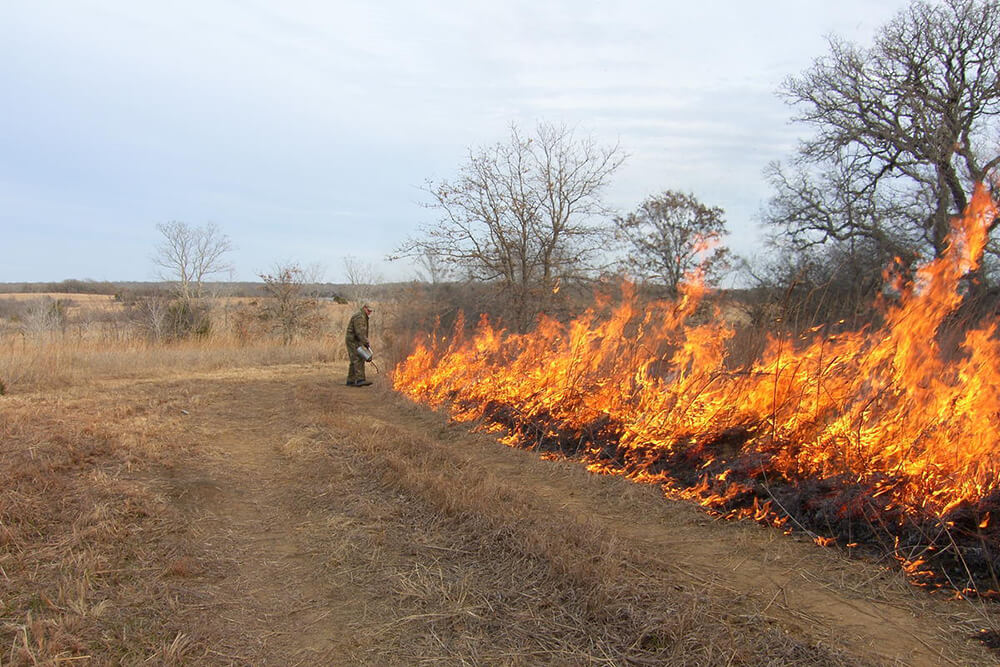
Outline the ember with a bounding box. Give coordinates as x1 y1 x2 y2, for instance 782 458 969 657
394 185 1000 596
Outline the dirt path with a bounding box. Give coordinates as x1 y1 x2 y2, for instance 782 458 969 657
148 369 388 663
127 363 991 665
6 363 995 664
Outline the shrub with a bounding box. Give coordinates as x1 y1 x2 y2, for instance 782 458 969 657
165 300 212 339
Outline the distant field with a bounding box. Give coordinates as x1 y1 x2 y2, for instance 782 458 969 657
0 292 358 328
0 292 116 301
0 293 369 393
0 292 119 318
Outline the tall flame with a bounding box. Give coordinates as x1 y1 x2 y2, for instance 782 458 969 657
394 185 1000 588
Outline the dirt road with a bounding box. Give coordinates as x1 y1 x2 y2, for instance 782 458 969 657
3 363 996 664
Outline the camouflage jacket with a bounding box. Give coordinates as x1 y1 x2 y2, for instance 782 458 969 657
345 310 370 347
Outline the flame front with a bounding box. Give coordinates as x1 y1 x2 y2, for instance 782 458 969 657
394 185 1000 591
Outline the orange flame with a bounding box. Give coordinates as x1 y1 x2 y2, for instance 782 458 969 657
393 185 1000 582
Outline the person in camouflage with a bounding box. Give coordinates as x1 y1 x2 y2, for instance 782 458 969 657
345 304 373 386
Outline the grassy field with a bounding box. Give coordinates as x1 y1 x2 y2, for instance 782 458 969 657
0 293 360 393
1 295 998 664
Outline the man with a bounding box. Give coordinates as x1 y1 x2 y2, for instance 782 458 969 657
345 304 373 387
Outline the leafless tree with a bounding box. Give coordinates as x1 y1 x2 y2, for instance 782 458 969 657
766 0 1000 265
394 121 626 330
132 295 171 342
153 221 234 300
259 263 323 345
763 158 921 263
413 248 452 284
342 255 383 307
615 190 732 296
21 297 66 337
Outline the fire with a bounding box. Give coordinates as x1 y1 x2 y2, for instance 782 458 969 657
393 185 1000 592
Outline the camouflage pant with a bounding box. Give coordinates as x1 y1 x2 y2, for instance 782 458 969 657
346 340 366 383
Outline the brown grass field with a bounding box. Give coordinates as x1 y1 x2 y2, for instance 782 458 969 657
1 297 999 665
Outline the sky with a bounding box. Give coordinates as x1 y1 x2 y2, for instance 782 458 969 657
0 0 913 283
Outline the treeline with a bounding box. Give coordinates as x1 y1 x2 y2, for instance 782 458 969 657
0 280 411 302
0 279 123 295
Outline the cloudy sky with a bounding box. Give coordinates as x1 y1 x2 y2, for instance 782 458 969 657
1 0 912 283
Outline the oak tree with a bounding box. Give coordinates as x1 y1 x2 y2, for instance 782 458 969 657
615 190 731 296
765 0 1000 265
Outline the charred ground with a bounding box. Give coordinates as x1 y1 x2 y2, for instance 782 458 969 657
466 399 1000 603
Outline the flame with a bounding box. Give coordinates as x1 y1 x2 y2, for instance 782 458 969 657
393 185 1000 589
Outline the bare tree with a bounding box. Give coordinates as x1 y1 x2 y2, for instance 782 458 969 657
21 297 66 337
395 121 626 330
413 248 452 284
342 255 383 306
259 263 322 345
766 0 1000 264
763 158 921 263
131 295 171 342
615 190 731 296
153 221 234 300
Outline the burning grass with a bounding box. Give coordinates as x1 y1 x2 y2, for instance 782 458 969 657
393 184 1000 602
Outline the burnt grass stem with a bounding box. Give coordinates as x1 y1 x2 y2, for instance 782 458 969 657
461 399 1000 601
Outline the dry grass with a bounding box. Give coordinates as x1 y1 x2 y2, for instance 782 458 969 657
1 363 863 664
0 387 199 665
0 334 339 392
301 407 864 665
0 297 397 663
0 296 406 393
